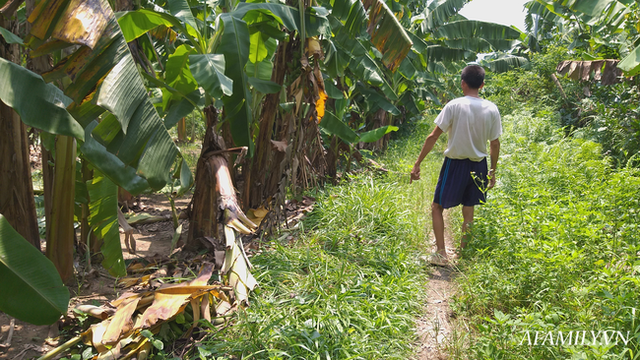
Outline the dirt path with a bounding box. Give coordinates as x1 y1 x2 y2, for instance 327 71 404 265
414 210 458 360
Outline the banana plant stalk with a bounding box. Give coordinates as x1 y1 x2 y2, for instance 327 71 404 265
45 135 77 283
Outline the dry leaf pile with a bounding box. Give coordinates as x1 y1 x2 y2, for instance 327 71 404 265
63 262 233 360
43 222 258 360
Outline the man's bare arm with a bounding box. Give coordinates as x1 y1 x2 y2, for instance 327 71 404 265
488 138 500 190
411 126 443 182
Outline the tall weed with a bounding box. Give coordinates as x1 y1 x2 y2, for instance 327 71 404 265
455 111 640 359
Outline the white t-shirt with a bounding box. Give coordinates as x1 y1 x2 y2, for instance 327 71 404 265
434 96 502 162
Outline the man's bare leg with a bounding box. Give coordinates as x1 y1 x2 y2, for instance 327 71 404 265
460 205 475 250
431 202 446 258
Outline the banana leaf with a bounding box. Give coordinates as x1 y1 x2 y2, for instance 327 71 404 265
425 45 469 62
362 0 412 72
0 25 24 44
0 58 84 140
87 170 126 277
0 214 70 325
23 0 187 193
330 0 367 37
218 13 254 154
165 44 199 99
424 0 470 31
434 20 521 42
233 2 330 37
189 54 233 99
319 111 358 143
247 77 281 94
357 85 400 115
482 55 530 73
618 44 640 77
338 35 398 100
359 125 398 143
167 0 199 36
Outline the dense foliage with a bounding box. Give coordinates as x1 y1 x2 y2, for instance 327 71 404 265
455 109 640 359
483 44 640 168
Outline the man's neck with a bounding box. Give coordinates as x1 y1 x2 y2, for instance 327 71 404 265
463 89 481 98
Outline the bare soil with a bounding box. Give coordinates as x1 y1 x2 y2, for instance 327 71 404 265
0 194 189 360
119 193 191 260
414 210 459 360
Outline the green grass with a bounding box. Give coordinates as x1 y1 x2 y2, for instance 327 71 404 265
177 141 202 174
452 111 640 359
191 118 447 360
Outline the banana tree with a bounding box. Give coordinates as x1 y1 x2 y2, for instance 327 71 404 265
0 0 195 285
114 0 328 300
318 0 524 164
526 0 638 59
0 11 41 250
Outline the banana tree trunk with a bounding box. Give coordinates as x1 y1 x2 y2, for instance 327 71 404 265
46 135 77 283
177 117 187 143
0 18 40 250
41 144 54 242
243 39 290 209
187 107 222 249
187 106 256 252
80 159 101 254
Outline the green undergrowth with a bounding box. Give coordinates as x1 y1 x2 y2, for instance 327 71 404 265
192 118 444 359
453 111 640 359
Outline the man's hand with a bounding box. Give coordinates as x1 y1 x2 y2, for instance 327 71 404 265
410 164 421 183
487 170 496 190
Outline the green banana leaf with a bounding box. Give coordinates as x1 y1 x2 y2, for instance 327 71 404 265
0 58 84 140
246 59 275 81
174 158 194 197
247 77 282 94
569 0 631 20
87 171 126 277
218 13 254 154
0 214 70 325
618 44 640 77
482 56 530 73
165 44 199 97
434 20 521 42
14 0 187 194
358 125 398 143
162 89 202 129
424 0 470 31
233 2 330 37
116 10 174 42
330 0 367 36
189 54 234 99
249 29 269 64
444 37 515 52
81 121 150 195
363 0 412 72
139 72 201 123
358 85 400 115
319 111 359 143
525 0 568 24
425 45 469 62
324 79 344 99
0 26 24 44
400 92 420 114
116 9 201 51
338 35 398 100
323 37 351 78
167 0 199 36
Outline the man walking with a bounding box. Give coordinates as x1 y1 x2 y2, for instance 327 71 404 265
411 65 501 265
